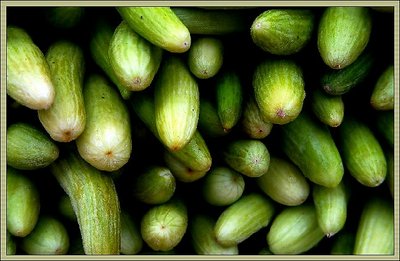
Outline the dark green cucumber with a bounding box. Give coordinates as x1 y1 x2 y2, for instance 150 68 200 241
198 98 227 138
38 40 86 142
318 7 372 69
58 193 76 222
375 110 394 148
120 210 143 255
45 7 85 29
370 65 394 110
330 231 355 255
117 7 191 53
250 9 314 55
76 74 132 172
280 111 344 188
7 122 59 170
310 88 344 127
7 26 55 110
6 231 17 255
109 21 163 91
241 95 273 139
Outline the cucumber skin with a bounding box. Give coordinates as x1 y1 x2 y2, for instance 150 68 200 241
310 88 344 127
370 65 394 110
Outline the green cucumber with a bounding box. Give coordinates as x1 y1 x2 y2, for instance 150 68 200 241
330 231 355 255
45 7 85 29
109 21 163 91
338 115 387 187
280 111 344 188
7 26 55 110
215 193 275 247
7 122 59 170
7 167 40 237
188 37 224 79
241 95 273 139
318 7 372 69
154 56 200 151
370 65 394 110
267 204 325 254
256 157 310 206
117 7 191 53
6 231 17 255
38 40 86 142
250 9 314 55
76 74 132 172
20 216 69 255
375 110 394 148
51 150 120 255
58 193 76 222
310 88 344 127
253 59 305 125
198 98 227 138
120 210 143 255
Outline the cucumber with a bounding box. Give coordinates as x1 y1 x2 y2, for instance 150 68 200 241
154 56 200 151
330 231 355 255
120 210 143 255
256 157 310 206
310 88 344 127
44 7 85 29
6 231 17 255
267 204 325 254
318 7 372 69
7 26 55 110
109 21 163 91
250 9 314 55
253 59 305 125
7 167 40 237
117 7 191 53
76 74 132 172
370 65 394 110
7 122 59 170
188 37 224 79
375 110 394 148
354 197 394 254
338 115 387 187
58 193 76 222
215 193 275 247
20 216 69 255
38 40 86 142
198 98 227 138
50 150 121 255
241 95 273 139
190 214 239 255
202 166 245 206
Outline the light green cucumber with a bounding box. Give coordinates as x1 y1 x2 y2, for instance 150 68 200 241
250 9 314 55
216 71 243 132
76 74 132 172
109 21 163 91
223 139 270 178
117 7 191 53
338 115 387 187
198 98 227 138
330 231 355 255
132 166 176 205
312 180 349 237
267 204 325 254
310 88 344 127
38 40 86 142
6 231 17 255
45 7 85 29
154 56 200 151
256 157 310 206
121 210 143 255
7 167 40 237
253 59 305 125
141 199 188 251
20 216 69 255
190 215 239 255
51 150 120 255
241 95 273 139
202 166 245 206
7 122 59 170
188 37 224 79
215 193 275 247
89 19 131 99
375 110 394 148
280 111 344 188
370 65 394 110
354 197 394 254
7 26 55 110
318 7 372 69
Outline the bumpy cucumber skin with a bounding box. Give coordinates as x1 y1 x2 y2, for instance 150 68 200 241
215 193 275 247
51 151 121 255
241 95 273 139
267 204 325 254
354 197 394 254
7 123 59 170
280 112 344 188
310 88 344 127
318 7 372 69
370 65 394 110
117 7 191 53
109 21 163 91
120 211 143 255
251 9 314 55
20 216 70 255
154 56 200 151
38 41 86 142
7 26 55 110
76 74 132 172
7 167 40 237
338 116 387 187
253 59 305 125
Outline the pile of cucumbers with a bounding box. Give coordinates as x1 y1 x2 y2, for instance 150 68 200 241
5 5 395 256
